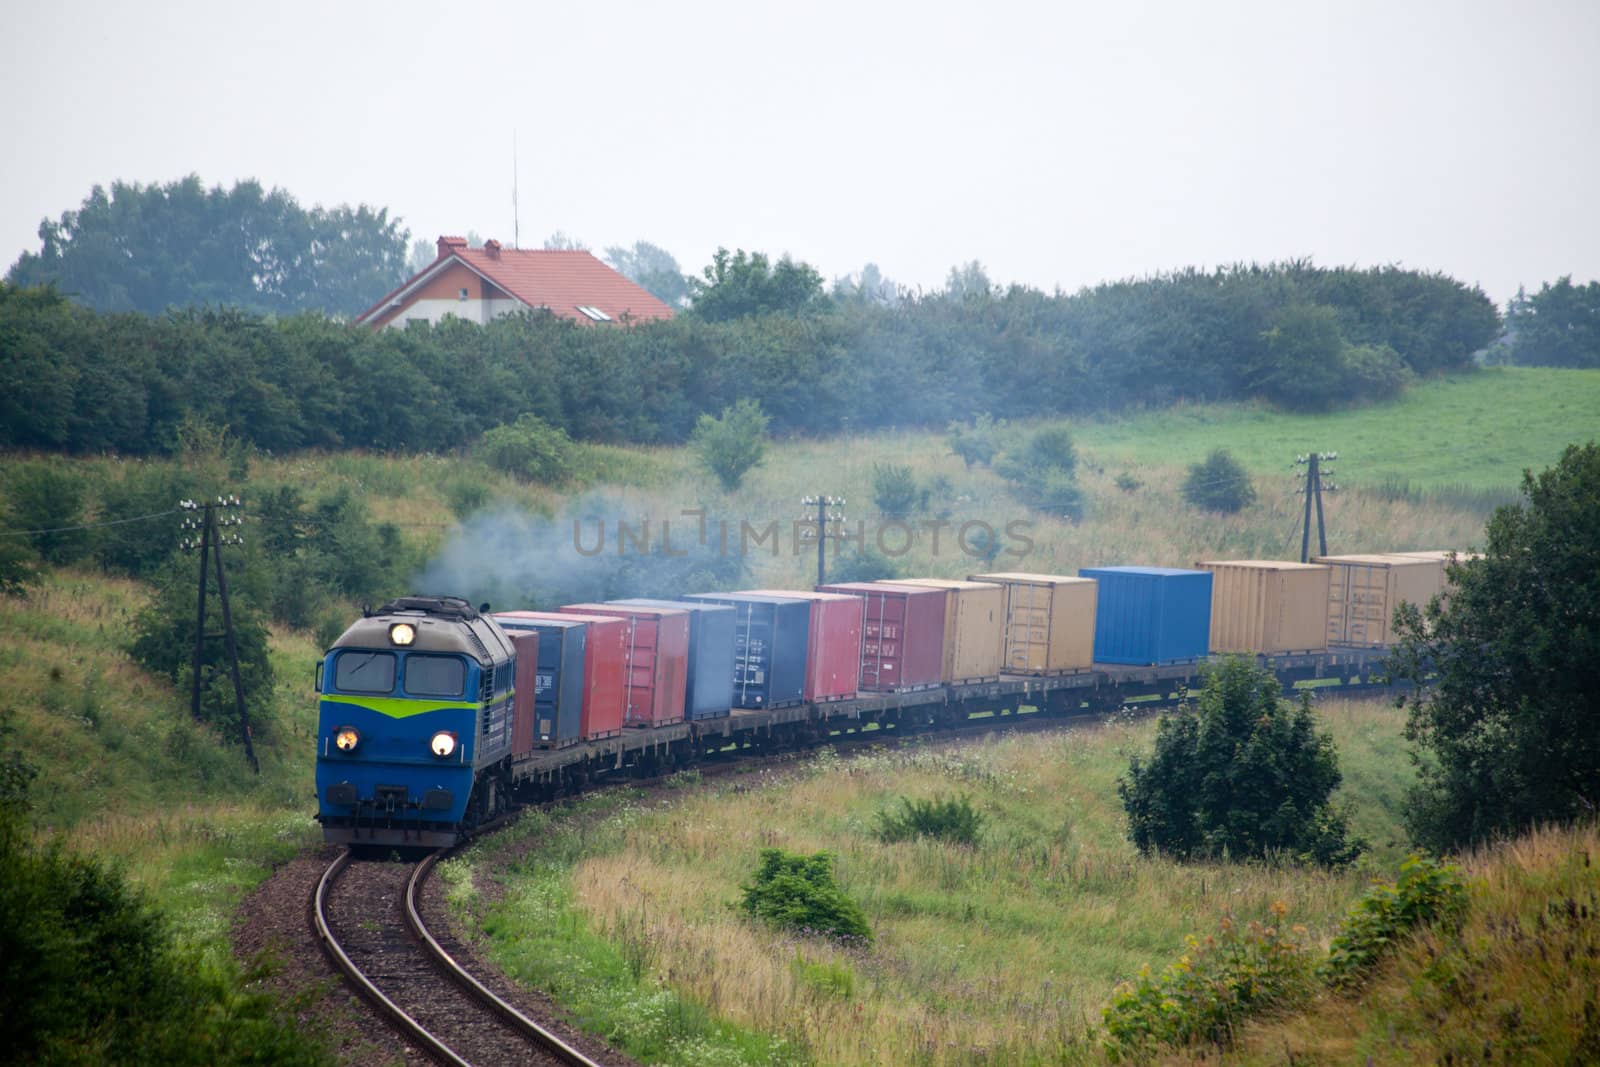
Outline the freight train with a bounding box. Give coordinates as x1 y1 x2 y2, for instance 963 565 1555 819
315 553 1456 847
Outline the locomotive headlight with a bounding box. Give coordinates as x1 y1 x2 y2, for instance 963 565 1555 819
430 731 457 758
389 622 416 646
334 727 360 753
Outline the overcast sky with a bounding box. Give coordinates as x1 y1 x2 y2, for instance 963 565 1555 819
2 0 1595 306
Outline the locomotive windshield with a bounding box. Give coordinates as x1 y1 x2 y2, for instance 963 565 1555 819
403 654 467 698
333 650 396 693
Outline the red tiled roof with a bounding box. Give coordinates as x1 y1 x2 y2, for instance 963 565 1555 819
356 240 675 326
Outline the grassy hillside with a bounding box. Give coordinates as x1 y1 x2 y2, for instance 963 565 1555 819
445 699 1416 1067
0 366 1593 1054
1069 366 1600 489
1216 822 1600 1065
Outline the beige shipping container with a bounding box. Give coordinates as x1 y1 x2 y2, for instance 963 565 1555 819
1197 560 1331 654
1313 554 1445 647
876 579 1004 683
967 572 1097 674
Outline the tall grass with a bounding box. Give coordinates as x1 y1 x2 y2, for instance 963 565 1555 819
461 699 1416 1066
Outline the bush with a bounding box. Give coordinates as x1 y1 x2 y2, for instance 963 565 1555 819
94 463 184 578
478 413 573 484
946 413 1004 468
826 547 901 584
1324 854 1468 987
996 423 1086 520
1101 902 1316 1061
691 398 769 492
1181 449 1256 513
0 718 330 1065
0 534 40 597
739 848 872 944
129 557 276 736
871 463 918 519
1114 471 1142 493
1118 657 1363 866
875 793 985 845
2 461 92 565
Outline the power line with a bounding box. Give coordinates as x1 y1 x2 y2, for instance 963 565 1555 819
0 508 178 538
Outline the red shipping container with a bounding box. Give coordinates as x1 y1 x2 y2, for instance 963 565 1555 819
817 582 946 692
739 590 863 702
562 604 689 727
493 611 625 740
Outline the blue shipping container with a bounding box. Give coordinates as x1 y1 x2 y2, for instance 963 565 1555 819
608 599 735 720
684 593 809 709
494 617 587 751
1077 566 1213 665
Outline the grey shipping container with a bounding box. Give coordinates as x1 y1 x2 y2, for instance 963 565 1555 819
684 593 810 709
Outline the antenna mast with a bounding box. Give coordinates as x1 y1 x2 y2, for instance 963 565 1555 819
512 129 520 250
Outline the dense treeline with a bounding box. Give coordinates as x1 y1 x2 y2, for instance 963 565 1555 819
5 176 409 318
0 260 1498 456
1502 276 1600 368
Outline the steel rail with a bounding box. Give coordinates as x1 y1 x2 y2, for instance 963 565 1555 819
312 848 473 1066
405 852 604 1067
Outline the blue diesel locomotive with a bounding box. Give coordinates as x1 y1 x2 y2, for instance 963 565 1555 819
315 596 516 847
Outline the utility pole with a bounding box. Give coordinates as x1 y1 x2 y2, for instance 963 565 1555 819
179 496 258 774
1294 452 1338 562
800 495 845 587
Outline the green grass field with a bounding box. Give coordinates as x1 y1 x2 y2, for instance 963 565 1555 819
1069 366 1600 488
450 699 1417 1067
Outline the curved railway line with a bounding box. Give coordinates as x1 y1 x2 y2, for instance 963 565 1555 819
313 848 605 1067
310 663 1415 1062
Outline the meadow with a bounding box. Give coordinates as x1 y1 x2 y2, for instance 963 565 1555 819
0 364 1594 1058
448 699 1418 1066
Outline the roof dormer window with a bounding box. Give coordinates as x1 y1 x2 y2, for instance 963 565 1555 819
576 305 612 322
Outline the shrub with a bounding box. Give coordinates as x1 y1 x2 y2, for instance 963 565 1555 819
478 413 573 484
827 547 901 584
94 462 185 579
875 793 985 845
739 848 872 944
1118 657 1364 866
2 461 92 565
0 719 331 1065
946 413 1004 468
691 398 769 492
1324 854 1468 986
1114 471 1142 493
1101 902 1316 1061
996 423 1086 520
871 463 918 519
1181 449 1256 513
0 534 40 597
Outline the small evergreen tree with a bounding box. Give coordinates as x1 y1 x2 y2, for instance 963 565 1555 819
871 463 918 519
946 413 1004 469
1118 658 1363 866
1181 449 1256 513
691 398 770 491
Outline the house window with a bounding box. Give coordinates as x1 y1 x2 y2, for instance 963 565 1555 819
458 288 469 301
575 305 612 322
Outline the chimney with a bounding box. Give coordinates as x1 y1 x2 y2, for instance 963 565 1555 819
437 235 468 258
483 238 502 259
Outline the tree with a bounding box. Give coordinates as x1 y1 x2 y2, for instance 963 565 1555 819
1119 657 1363 866
996 423 1086 520
542 230 589 251
871 463 918 519
477 413 573 484
604 240 691 307
831 263 899 306
6 176 409 317
690 399 769 491
688 248 825 321
1392 442 1600 851
1505 276 1600 368
1182 449 1256 513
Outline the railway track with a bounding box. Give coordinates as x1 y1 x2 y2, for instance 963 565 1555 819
313 848 604 1067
